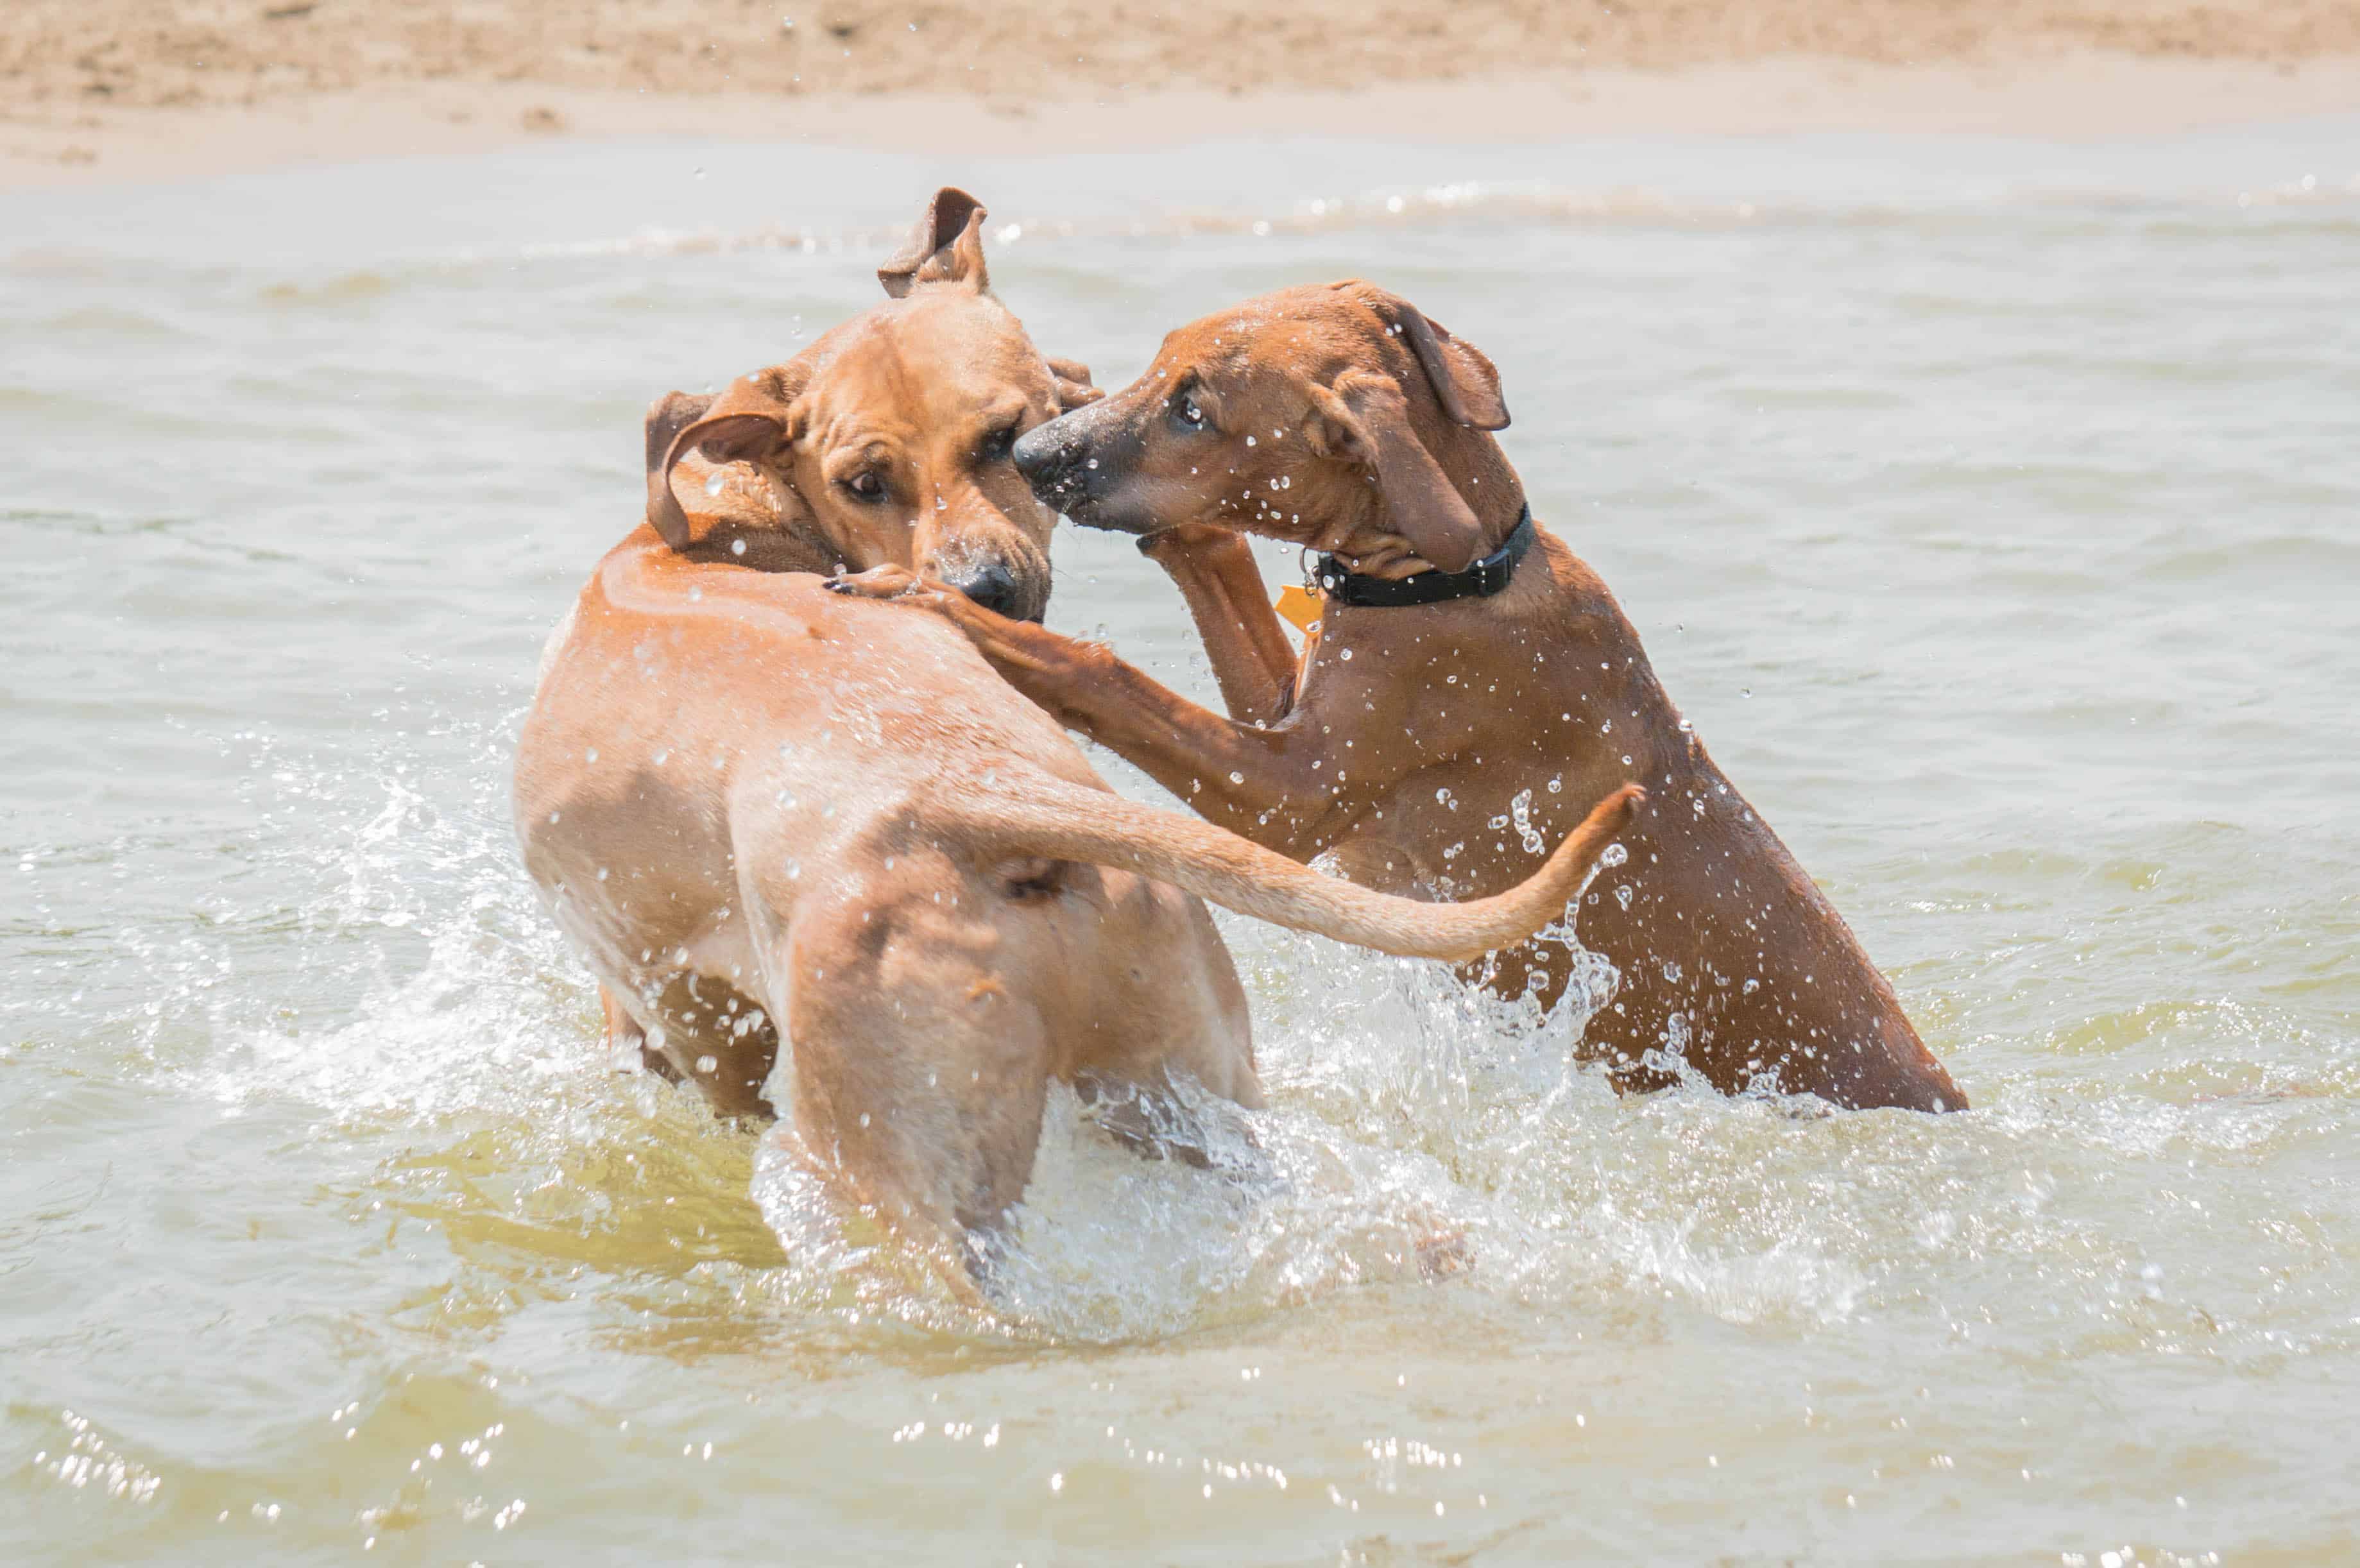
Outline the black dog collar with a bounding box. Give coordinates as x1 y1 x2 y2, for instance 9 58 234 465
1314 506 1535 609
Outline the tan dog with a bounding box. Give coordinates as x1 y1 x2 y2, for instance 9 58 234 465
517 209 1643 1272
830 279 1963 1113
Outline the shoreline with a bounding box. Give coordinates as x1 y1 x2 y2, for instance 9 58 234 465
7 55 2360 193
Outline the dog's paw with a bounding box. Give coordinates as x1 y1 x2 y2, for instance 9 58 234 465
822 565 925 601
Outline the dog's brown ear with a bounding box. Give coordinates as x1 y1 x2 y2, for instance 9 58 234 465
878 186 989 297
644 366 805 550
1334 281 1510 432
1393 305 1509 431
1045 355 1102 413
1303 369 1487 574
644 389 716 493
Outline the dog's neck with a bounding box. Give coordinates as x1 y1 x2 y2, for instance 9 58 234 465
1315 431 1529 581
678 519 850 577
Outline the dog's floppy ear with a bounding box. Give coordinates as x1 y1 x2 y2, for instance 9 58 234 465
644 364 807 550
1392 305 1509 431
878 186 990 297
1045 355 1102 413
1334 281 1510 432
1302 369 1487 574
644 390 715 504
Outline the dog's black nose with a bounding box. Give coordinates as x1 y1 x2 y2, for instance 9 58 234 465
1011 424 1072 487
945 560 1025 620
1014 418 1102 525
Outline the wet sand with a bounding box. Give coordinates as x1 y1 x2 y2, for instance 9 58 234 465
4 1 2359 187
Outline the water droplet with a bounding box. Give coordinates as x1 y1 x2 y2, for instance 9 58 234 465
1509 788 1544 854
1338 647 1352 660
696 1055 718 1073
1229 771 1244 784
705 473 726 497
731 537 747 556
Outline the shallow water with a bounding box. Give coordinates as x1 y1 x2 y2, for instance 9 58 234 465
5 121 2359 1565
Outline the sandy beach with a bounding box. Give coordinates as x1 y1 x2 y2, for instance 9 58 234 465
5 1 2359 187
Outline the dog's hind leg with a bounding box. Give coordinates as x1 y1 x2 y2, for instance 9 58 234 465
597 982 681 1084
615 971 780 1119
1075 1069 1264 1175
1061 874 1267 1175
772 892 1060 1270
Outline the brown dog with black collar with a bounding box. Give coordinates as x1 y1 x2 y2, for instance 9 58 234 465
828 280 1963 1112
518 212 1645 1276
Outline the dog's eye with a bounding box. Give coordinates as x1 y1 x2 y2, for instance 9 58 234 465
979 422 1021 463
1172 393 1209 431
842 471 887 502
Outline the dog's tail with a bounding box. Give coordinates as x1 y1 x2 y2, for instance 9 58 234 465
949 777 1642 962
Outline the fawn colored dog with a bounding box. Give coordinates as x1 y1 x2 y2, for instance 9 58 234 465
517 205 1645 1280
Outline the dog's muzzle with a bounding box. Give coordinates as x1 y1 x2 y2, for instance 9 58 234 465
939 558 1041 623
1013 422 1098 519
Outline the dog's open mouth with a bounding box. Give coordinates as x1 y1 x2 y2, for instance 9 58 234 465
1057 500 1122 533
1039 486 1152 537
1028 475 1099 524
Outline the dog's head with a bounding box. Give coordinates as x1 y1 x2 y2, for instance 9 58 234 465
1011 280 1511 574
644 187 1099 622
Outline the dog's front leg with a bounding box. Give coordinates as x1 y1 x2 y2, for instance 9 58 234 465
966 620 1335 851
826 568 1333 853
1135 525 1299 727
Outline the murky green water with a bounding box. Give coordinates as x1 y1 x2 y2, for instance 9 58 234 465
6 123 2358 1565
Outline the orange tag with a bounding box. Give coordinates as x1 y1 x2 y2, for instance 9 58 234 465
1275 584 1323 635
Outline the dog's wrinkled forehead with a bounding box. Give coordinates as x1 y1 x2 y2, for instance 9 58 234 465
798 290 1050 436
